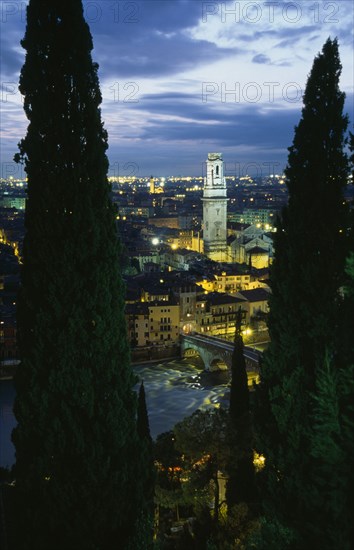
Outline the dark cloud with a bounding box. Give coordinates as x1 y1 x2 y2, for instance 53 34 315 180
1 0 353 174
95 34 239 78
251 53 291 66
136 107 299 149
276 37 302 48
239 25 319 44
0 0 241 81
103 88 354 173
0 20 27 80
0 43 23 79
114 89 302 151
89 0 240 78
252 54 271 64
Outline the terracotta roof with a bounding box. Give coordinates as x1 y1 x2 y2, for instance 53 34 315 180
201 292 247 306
237 288 270 302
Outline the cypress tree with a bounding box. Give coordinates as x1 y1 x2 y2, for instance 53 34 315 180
226 308 254 508
305 254 354 549
307 355 354 549
137 381 152 443
255 38 350 546
137 381 155 530
12 1 150 548
339 133 354 366
229 308 249 420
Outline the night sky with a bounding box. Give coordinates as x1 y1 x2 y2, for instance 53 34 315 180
1 0 353 177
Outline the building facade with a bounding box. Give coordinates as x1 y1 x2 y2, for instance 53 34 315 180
202 153 228 261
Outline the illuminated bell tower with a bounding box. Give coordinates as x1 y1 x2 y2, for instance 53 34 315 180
149 175 155 194
202 153 228 261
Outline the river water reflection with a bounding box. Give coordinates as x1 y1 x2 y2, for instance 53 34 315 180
0 357 230 468
134 357 230 439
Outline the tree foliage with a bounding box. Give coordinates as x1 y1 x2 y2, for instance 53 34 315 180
226 309 254 509
12 1 151 548
174 409 229 522
255 38 352 548
229 308 249 421
136 381 155 542
138 381 152 443
174 409 229 467
307 357 354 549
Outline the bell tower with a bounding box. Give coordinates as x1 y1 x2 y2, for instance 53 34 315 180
202 153 228 261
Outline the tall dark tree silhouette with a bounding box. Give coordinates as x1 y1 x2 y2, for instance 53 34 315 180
255 38 350 547
340 132 354 366
12 1 151 548
226 308 254 508
137 381 152 443
137 380 155 527
229 308 249 420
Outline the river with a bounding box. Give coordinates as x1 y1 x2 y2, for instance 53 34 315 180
0 357 230 469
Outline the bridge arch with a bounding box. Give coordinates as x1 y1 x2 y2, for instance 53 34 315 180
181 335 231 371
181 340 207 370
181 333 261 374
182 346 206 370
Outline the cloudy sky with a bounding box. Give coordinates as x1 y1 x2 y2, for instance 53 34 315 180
1 0 353 177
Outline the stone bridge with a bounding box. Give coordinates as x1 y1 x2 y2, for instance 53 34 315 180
181 333 261 374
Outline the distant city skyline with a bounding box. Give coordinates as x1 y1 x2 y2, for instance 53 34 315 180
1 0 353 177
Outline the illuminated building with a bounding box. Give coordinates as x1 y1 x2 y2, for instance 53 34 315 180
149 175 155 194
202 153 228 261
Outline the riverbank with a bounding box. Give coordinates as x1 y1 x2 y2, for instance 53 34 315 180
130 344 180 364
0 348 181 380
0 356 230 467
